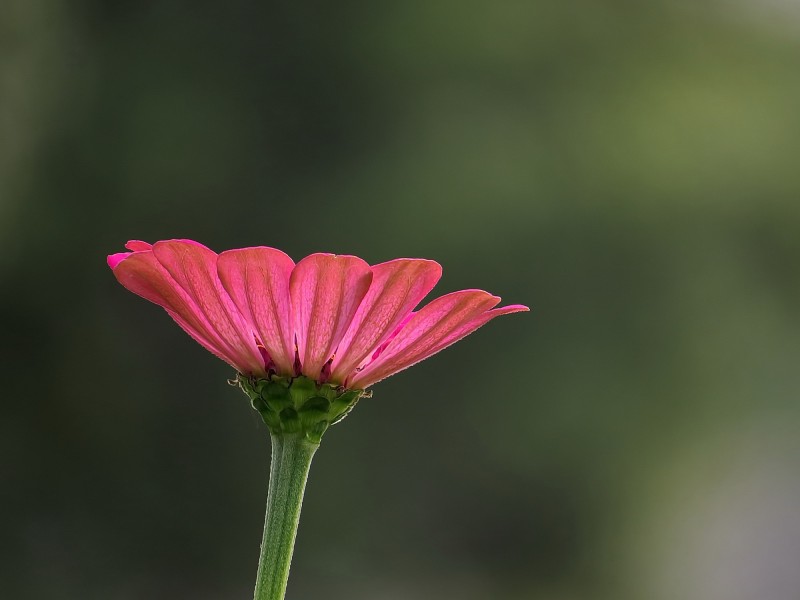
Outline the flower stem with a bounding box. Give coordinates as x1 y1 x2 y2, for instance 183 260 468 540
253 432 319 600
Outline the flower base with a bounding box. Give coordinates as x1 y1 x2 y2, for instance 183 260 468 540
237 374 367 444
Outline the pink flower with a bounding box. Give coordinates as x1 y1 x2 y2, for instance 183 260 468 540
108 239 528 389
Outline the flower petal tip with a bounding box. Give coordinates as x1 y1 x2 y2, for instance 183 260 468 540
124 240 152 252
504 304 530 313
107 252 131 269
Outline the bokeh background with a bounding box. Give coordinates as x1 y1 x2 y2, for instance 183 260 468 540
3 1 800 598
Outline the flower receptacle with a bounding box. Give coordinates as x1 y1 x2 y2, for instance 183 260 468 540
236 374 367 444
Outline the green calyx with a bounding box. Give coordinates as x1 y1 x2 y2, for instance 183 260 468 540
236 374 367 444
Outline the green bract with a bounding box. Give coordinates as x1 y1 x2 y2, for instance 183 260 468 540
237 374 367 444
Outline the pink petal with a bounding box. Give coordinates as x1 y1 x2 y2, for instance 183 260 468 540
162 307 246 368
125 240 152 251
370 311 416 361
330 259 442 383
290 253 372 380
349 290 529 388
217 247 296 376
112 249 259 372
150 240 266 375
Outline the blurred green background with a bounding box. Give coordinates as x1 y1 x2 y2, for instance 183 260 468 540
3 0 800 598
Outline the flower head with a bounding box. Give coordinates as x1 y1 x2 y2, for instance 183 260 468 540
108 239 528 390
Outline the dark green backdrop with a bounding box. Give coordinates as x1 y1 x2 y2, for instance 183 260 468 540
3 1 800 598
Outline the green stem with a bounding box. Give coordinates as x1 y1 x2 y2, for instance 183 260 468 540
253 432 319 600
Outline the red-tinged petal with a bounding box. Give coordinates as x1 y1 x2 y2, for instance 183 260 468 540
163 307 251 368
370 311 416 361
112 250 257 372
125 240 152 251
349 291 529 388
217 247 296 375
151 240 265 375
330 259 442 383
290 253 372 380
421 303 530 363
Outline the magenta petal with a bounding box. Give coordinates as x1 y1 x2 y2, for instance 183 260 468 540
217 247 296 375
330 258 442 383
290 253 372 380
150 240 266 376
111 249 258 372
349 291 529 388
162 307 245 369
107 252 133 269
109 241 152 268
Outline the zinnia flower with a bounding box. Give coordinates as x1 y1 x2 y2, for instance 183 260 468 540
108 238 529 600
108 239 528 389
